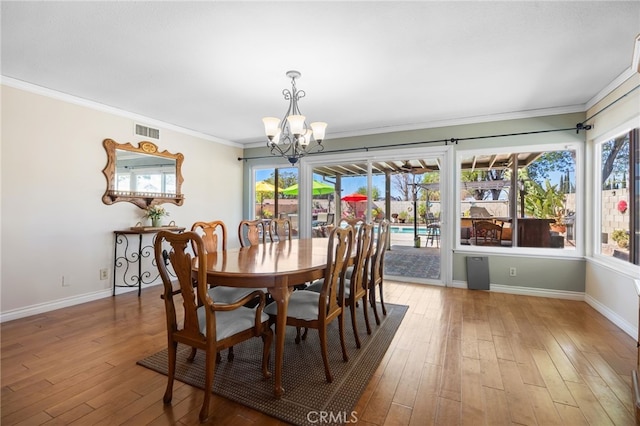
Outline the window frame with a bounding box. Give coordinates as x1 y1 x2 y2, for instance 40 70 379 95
591 119 639 273
455 142 584 258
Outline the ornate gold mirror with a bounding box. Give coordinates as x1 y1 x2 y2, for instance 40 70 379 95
102 138 184 209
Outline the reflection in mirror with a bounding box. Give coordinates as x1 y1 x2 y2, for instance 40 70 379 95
102 138 184 209
115 149 177 194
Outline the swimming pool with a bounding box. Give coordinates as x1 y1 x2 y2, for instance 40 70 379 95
389 225 428 234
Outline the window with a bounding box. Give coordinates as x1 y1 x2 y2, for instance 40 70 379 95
597 128 638 265
458 145 579 252
253 166 299 233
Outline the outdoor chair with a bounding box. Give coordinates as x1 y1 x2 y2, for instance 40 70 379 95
264 226 353 383
474 220 503 245
154 230 272 423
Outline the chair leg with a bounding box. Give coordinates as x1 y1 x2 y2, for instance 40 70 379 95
199 347 216 423
261 326 273 379
361 294 372 335
163 341 177 404
318 326 332 383
350 299 361 349
295 327 302 344
187 347 197 362
379 280 387 316
227 346 234 361
338 312 348 362
370 285 381 326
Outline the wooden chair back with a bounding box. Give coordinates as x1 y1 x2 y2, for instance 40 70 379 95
238 219 267 247
322 226 354 319
370 219 390 325
190 220 227 255
474 220 503 245
347 223 375 348
269 218 292 242
351 223 375 298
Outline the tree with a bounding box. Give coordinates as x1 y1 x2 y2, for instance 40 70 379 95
356 185 380 200
601 133 629 186
264 170 298 198
392 173 413 201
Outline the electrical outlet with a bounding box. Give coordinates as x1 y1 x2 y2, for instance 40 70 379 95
100 268 109 280
61 276 70 287
509 267 517 277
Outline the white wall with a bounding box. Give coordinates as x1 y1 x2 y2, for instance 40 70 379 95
1 84 244 320
584 73 640 337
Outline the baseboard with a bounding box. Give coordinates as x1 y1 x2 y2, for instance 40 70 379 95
0 283 166 323
0 289 112 323
584 293 637 339
490 283 585 301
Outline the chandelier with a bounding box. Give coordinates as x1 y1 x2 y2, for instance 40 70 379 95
262 70 327 164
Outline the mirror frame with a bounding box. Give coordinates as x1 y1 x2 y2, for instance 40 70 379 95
102 138 185 209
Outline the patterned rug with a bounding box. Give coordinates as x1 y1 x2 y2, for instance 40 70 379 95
137 302 408 426
384 245 441 279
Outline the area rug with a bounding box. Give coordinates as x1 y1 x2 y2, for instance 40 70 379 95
385 245 441 279
137 302 408 426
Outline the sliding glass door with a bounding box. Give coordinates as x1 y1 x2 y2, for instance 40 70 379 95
305 149 447 285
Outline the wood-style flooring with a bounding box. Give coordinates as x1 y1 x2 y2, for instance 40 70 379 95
1 281 637 425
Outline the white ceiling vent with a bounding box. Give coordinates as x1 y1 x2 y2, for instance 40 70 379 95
134 123 160 140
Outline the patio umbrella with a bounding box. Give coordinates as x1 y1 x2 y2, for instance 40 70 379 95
341 193 368 219
341 193 367 202
256 180 275 218
256 180 276 193
281 180 335 196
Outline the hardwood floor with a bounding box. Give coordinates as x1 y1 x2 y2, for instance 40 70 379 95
2 281 637 425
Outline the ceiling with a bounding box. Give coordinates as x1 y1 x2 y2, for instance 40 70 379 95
2 2 639 147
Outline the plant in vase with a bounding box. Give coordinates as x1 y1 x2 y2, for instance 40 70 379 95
144 205 169 227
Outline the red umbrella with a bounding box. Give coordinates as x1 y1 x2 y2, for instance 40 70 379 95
341 193 367 202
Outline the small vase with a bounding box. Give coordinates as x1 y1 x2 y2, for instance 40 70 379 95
151 217 162 227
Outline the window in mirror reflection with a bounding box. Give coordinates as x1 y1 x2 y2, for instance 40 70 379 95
115 150 176 194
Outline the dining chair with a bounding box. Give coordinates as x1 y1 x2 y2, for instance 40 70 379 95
269 218 292 242
264 225 354 383
306 222 375 348
192 220 264 361
474 220 503 245
369 219 390 325
154 230 272 423
238 219 267 247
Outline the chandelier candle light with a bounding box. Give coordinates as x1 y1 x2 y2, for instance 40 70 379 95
262 70 327 164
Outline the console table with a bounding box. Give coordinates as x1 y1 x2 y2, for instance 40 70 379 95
112 226 185 296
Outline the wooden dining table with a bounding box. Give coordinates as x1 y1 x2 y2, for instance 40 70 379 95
195 237 333 398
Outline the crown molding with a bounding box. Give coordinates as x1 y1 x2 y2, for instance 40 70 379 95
1 76 242 148
242 104 587 149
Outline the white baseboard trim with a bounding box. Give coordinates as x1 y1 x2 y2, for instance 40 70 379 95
421 280 585 301
584 294 637 339
489 284 585 301
0 289 112 323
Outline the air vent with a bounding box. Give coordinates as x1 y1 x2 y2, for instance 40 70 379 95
134 123 160 140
